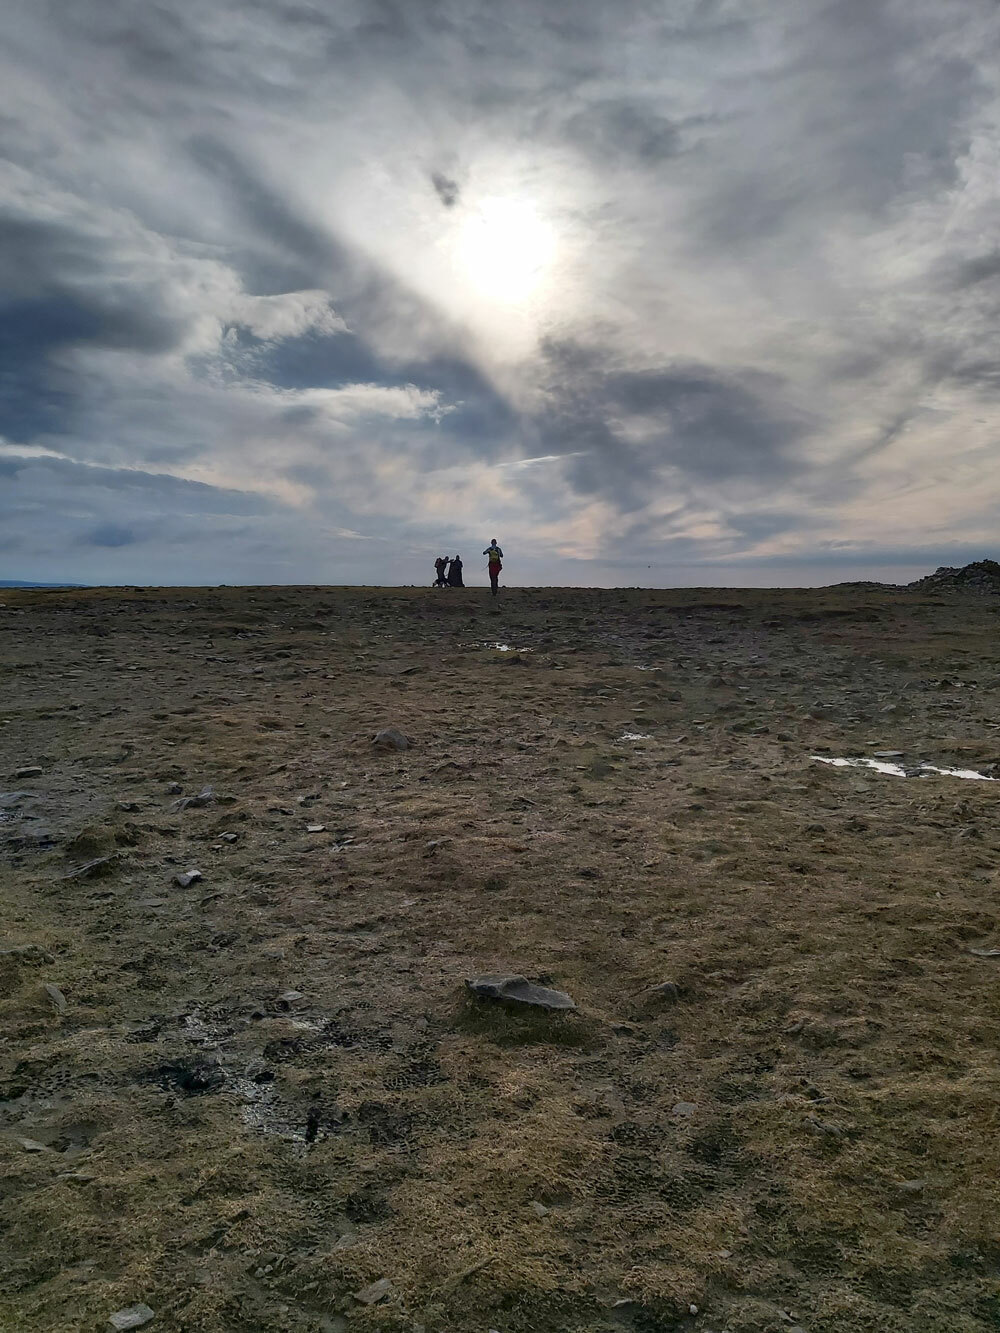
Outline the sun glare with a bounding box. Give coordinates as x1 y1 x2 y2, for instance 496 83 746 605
456 196 556 304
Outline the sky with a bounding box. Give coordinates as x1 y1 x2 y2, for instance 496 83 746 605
2 0 1000 588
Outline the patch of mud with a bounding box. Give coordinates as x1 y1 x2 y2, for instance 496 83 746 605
149 1055 225 1095
229 1074 314 1144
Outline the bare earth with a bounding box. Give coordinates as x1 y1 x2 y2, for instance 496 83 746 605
1 584 999 1333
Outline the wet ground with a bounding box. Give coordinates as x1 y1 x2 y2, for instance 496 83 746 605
2 584 999 1332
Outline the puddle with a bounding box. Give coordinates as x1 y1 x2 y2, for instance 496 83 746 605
919 764 997 780
812 756 997 781
483 642 531 653
813 756 909 777
618 732 652 742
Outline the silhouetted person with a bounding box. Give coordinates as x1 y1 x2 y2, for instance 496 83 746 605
447 555 464 587
433 556 448 587
483 538 503 596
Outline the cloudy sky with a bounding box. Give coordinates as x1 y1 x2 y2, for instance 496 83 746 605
2 0 1000 587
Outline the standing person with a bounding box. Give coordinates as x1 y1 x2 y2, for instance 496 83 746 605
483 538 503 596
433 556 448 587
447 554 464 587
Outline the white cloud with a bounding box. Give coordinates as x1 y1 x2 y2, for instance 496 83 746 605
226 290 348 342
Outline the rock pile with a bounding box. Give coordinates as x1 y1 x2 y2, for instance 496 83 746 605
909 560 1000 595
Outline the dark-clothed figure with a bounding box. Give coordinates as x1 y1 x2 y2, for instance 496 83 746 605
433 556 448 587
447 555 464 587
483 538 503 596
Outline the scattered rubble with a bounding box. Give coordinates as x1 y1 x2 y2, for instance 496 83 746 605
909 559 1000 595
169 785 215 811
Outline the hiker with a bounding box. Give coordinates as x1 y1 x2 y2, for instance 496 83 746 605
447 554 464 587
483 538 503 596
433 556 448 587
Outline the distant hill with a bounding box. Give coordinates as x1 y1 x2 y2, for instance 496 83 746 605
828 579 898 590
0 580 88 589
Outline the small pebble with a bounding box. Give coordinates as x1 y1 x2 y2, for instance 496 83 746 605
672 1101 697 1117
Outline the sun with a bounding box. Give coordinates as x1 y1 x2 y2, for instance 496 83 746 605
456 196 556 304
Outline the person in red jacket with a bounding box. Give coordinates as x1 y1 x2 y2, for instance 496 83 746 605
483 538 503 596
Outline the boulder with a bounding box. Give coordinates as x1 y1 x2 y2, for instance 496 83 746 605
373 728 410 751
466 974 576 1011
108 1305 155 1332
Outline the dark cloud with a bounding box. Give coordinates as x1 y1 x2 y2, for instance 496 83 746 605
431 172 459 207
692 0 988 253
0 209 185 441
952 250 1000 289
2 294 181 359
561 99 684 165
251 328 517 447
0 455 275 515
85 523 137 548
186 137 346 286
603 365 806 478
0 214 186 357
537 340 811 514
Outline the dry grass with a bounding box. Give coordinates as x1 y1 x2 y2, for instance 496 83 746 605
1 584 999 1332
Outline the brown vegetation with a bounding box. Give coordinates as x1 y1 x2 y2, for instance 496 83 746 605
1 584 999 1332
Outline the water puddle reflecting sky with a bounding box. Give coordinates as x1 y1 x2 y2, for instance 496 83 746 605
812 756 996 781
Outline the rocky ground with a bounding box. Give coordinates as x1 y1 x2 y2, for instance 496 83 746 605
1 583 999 1333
